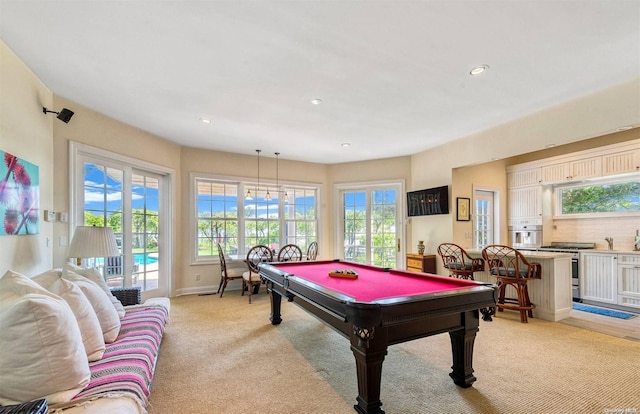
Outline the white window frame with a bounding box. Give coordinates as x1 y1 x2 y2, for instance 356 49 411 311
553 175 640 219
190 173 321 265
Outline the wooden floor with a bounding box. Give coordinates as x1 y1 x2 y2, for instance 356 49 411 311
560 305 640 342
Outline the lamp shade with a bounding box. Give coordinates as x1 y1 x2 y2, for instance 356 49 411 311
68 226 119 259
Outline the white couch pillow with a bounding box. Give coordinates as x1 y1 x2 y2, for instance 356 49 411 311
65 263 126 318
32 270 106 361
63 270 121 343
0 270 90 405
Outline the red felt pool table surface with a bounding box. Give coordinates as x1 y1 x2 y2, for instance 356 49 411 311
270 260 479 303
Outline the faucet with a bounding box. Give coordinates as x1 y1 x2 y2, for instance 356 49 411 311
604 237 614 251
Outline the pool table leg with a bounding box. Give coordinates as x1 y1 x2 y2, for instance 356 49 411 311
350 326 388 414
448 310 480 388
269 286 283 325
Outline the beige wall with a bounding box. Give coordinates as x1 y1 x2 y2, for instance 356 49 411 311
0 41 54 276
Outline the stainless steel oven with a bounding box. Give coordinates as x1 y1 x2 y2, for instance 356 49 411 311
537 242 595 302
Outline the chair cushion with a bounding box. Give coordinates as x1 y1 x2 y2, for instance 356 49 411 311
0 270 90 405
242 271 261 282
445 262 473 271
225 267 245 278
489 267 530 278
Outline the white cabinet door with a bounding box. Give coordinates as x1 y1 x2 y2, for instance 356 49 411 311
580 252 617 304
508 186 542 225
508 168 542 188
570 156 601 180
602 149 640 176
541 163 569 184
543 157 601 184
617 253 640 309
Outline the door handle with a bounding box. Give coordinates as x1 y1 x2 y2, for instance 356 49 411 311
397 238 401 252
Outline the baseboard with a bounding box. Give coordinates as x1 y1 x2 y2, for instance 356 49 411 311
175 285 244 297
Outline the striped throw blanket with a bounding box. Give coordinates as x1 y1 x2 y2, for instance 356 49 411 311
69 305 169 409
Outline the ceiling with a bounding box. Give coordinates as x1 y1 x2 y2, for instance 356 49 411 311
1 1 639 164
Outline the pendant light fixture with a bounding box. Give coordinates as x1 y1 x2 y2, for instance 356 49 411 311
245 149 287 202
275 152 288 202
245 149 262 200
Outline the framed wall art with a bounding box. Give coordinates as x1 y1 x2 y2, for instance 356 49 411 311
456 197 470 222
0 150 40 235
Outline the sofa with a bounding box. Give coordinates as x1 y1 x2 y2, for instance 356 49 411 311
0 265 169 414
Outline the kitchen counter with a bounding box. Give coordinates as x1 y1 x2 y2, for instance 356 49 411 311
589 249 640 254
467 249 572 322
468 249 573 260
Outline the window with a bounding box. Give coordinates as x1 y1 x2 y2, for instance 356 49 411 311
284 187 317 253
555 177 640 217
196 181 239 257
192 175 319 263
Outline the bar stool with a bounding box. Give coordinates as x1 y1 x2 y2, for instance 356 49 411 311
436 243 484 280
481 244 542 323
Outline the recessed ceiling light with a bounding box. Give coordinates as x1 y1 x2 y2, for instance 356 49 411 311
341 143 350 147
311 98 323 105
199 118 211 124
470 65 489 76
616 125 633 131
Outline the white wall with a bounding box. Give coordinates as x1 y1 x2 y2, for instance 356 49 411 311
0 41 54 276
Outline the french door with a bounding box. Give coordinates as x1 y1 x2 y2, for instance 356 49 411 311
473 188 499 248
337 182 403 268
70 142 172 297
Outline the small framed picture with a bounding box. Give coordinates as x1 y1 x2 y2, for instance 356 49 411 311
456 197 470 221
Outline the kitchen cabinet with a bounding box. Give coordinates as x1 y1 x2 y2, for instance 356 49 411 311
406 253 436 274
580 252 617 304
617 253 640 309
507 168 541 188
541 156 601 184
508 186 542 226
602 148 640 176
510 140 639 187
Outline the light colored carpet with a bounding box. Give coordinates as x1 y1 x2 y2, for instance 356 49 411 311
148 293 640 414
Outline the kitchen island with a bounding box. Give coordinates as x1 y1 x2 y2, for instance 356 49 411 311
467 249 573 322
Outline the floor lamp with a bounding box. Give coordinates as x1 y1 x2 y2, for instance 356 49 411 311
68 226 120 271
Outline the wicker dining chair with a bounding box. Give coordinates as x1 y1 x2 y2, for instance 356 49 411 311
243 245 273 303
481 244 542 323
277 244 303 262
436 243 484 280
216 242 245 298
306 241 318 261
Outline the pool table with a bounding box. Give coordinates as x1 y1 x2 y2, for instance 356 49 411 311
258 259 497 414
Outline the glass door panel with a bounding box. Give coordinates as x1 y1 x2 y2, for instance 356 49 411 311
371 189 397 268
82 163 124 287
343 191 367 263
341 186 400 267
131 173 160 291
